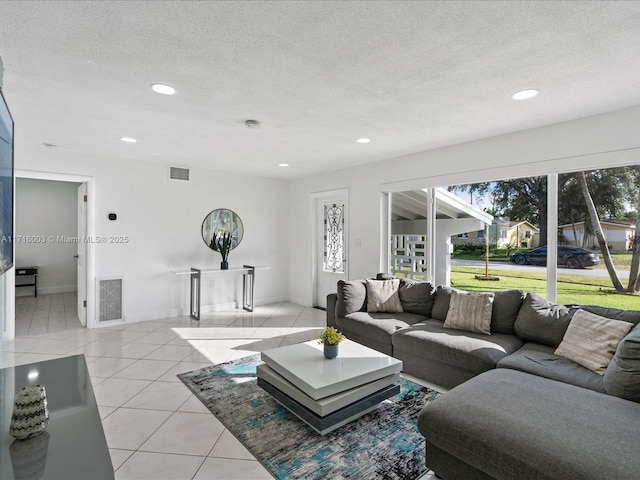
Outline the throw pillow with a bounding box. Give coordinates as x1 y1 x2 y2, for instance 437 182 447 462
431 286 458 321
554 309 634 375
336 280 367 317
491 289 526 335
443 290 494 335
398 278 435 316
366 279 403 313
513 293 572 347
604 325 640 402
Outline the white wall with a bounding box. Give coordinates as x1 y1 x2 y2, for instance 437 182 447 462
15 178 79 295
16 151 290 325
289 104 640 305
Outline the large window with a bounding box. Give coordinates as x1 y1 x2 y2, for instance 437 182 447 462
442 167 640 309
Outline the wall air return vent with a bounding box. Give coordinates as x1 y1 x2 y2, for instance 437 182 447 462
169 166 190 182
96 277 124 322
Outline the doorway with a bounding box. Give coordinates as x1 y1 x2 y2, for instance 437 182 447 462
14 178 85 335
311 189 348 309
2 170 94 341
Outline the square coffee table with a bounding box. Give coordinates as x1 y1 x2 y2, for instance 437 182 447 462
257 339 402 435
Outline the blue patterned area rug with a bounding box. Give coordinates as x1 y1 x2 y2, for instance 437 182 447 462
178 354 440 480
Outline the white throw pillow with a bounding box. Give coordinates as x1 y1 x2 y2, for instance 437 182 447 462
443 290 494 335
554 309 634 375
366 279 403 313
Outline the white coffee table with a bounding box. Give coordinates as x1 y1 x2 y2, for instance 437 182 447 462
257 339 402 435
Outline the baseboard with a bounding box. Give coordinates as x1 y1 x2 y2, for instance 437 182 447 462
90 296 298 328
288 295 311 307
15 285 77 297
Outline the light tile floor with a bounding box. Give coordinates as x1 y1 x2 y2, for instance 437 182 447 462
1 302 437 479
15 292 82 336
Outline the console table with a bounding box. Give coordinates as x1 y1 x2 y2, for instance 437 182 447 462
171 265 268 320
0 355 114 479
15 266 38 297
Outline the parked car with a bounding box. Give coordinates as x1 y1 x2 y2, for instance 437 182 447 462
509 246 600 269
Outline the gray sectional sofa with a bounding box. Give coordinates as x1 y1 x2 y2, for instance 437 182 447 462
326 276 640 480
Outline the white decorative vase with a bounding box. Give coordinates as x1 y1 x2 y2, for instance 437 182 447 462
9 385 50 440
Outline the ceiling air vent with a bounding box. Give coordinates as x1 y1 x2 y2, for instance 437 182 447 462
169 166 190 182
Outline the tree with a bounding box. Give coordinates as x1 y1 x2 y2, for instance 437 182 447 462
626 166 640 292
450 177 548 244
578 172 624 292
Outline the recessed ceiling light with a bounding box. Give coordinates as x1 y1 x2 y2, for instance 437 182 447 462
278 163 289 167
151 83 176 95
356 138 371 144
511 89 540 100
120 137 137 143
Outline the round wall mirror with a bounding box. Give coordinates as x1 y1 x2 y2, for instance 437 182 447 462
202 209 244 251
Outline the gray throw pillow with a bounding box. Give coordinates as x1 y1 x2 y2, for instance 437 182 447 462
366 279 403 313
554 309 634 375
336 280 367 317
398 278 435 316
514 293 572 347
491 289 526 335
431 286 458 321
604 325 640 402
444 290 494 335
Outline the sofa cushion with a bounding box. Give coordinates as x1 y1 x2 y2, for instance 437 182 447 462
398 278 435 316
418 368 640 480
392 320 523 376
336 279 367 317
514 293 572 347
444 290 494 335
338 311 425 337
491 289 526 335
430 286 457 321
554 309 633 375
366 279 403 313
497 342 606 393
336 311 426 355
604 325 640 402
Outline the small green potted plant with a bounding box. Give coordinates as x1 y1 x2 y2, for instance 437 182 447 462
318 326 346 359
210 231 233 270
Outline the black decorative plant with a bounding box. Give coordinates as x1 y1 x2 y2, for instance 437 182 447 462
210 231 233 269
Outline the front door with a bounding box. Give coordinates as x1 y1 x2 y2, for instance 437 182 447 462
315 198 347 308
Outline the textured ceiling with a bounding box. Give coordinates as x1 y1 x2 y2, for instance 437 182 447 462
1 1 640 179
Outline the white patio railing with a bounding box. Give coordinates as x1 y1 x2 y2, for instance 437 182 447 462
390 235 427 280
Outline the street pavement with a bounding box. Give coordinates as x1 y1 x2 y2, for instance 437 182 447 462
451 259 631 281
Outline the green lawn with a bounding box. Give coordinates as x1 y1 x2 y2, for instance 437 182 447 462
451 266 640 309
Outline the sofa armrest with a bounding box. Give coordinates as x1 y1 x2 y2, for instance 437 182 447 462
326 293 338 327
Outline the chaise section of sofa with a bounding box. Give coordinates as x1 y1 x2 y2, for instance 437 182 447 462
418 368 640 480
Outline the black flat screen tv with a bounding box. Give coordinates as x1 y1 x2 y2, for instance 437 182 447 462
0 88 14 274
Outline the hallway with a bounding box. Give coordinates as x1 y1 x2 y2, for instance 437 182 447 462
15 292 83 336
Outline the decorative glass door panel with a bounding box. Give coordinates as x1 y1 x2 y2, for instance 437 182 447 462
323 202 345 273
